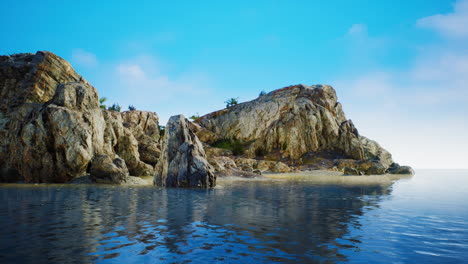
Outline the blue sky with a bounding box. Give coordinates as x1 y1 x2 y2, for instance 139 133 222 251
1 0 467 168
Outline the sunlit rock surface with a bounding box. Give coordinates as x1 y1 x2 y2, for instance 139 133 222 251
196 84 411 175
0 51 159 183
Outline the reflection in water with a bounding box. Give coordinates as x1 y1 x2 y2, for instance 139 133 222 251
0 181 392 263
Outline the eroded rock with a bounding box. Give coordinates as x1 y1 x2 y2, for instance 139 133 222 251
197 84 410 174
154 115 216 188
0 51 157 183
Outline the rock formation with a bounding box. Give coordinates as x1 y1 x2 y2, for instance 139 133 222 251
0 51 160 183
196 84 411 175
0 51 412 184
154 115 216 188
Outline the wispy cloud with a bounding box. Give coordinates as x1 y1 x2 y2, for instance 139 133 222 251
114 55 210 101
96 54 215 123
71 49 98 68
417 0 468 38
331 15 468 168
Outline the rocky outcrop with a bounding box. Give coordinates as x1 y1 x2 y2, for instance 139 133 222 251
0 51 159 183
0 51 411 183
154 115 216 188
386 163 415 175
196 84 411 174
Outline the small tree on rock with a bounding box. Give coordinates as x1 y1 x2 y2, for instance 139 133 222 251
189 113 200 121
99 97 107 109
225 97 239 108
108 103 121 112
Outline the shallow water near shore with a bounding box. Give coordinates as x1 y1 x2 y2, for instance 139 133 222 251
0 170 467 263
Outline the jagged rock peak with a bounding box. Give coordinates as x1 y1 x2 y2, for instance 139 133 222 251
154 115 216 188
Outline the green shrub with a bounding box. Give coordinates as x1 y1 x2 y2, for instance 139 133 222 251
99 97 107 109
108 103 121 112
212 138 245 156
158 125 165 137
189 114 200 121
224 97 239 108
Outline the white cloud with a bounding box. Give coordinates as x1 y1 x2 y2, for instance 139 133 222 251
117 64 146 80
332 17 468 169
71 49 98 68
99 55 216 123
417 0 468 38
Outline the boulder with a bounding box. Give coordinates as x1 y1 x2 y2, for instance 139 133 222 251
234 157 291 173
343 167 361 176
89 155 129 184
337 159 389 175
209 156 237 172
387 163 415 175
154 115 216 188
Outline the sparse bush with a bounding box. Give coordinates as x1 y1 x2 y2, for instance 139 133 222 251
99 97 107 109
282 142 288 151
212 138 245 156
189 113 200 121
259 90 266 97
225 97 239 108
159 125 165 137
128 105 136 111
108 103 121 112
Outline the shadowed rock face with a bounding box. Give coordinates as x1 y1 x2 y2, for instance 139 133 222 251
154 115 216 188
196 84 401 173
0 51 159 183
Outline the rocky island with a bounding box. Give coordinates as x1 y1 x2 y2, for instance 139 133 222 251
0 51 413 187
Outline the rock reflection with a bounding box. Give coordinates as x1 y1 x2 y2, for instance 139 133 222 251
0 181 393 263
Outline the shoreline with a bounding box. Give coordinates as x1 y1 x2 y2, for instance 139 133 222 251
0 170 414 187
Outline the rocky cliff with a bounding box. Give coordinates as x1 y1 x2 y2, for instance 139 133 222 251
0 51 160 183
196 84 410 175
0 51 412 184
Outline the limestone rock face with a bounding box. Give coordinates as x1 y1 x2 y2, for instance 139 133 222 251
154 115 216 188
0 51 83 112
102 110 156 177
0 51 158 183
121 110 161 166
3 81 106 182
197 84 406 173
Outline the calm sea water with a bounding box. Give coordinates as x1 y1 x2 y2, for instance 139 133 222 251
0 170 467 264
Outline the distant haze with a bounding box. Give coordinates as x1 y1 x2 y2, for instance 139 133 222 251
1 0 467 169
